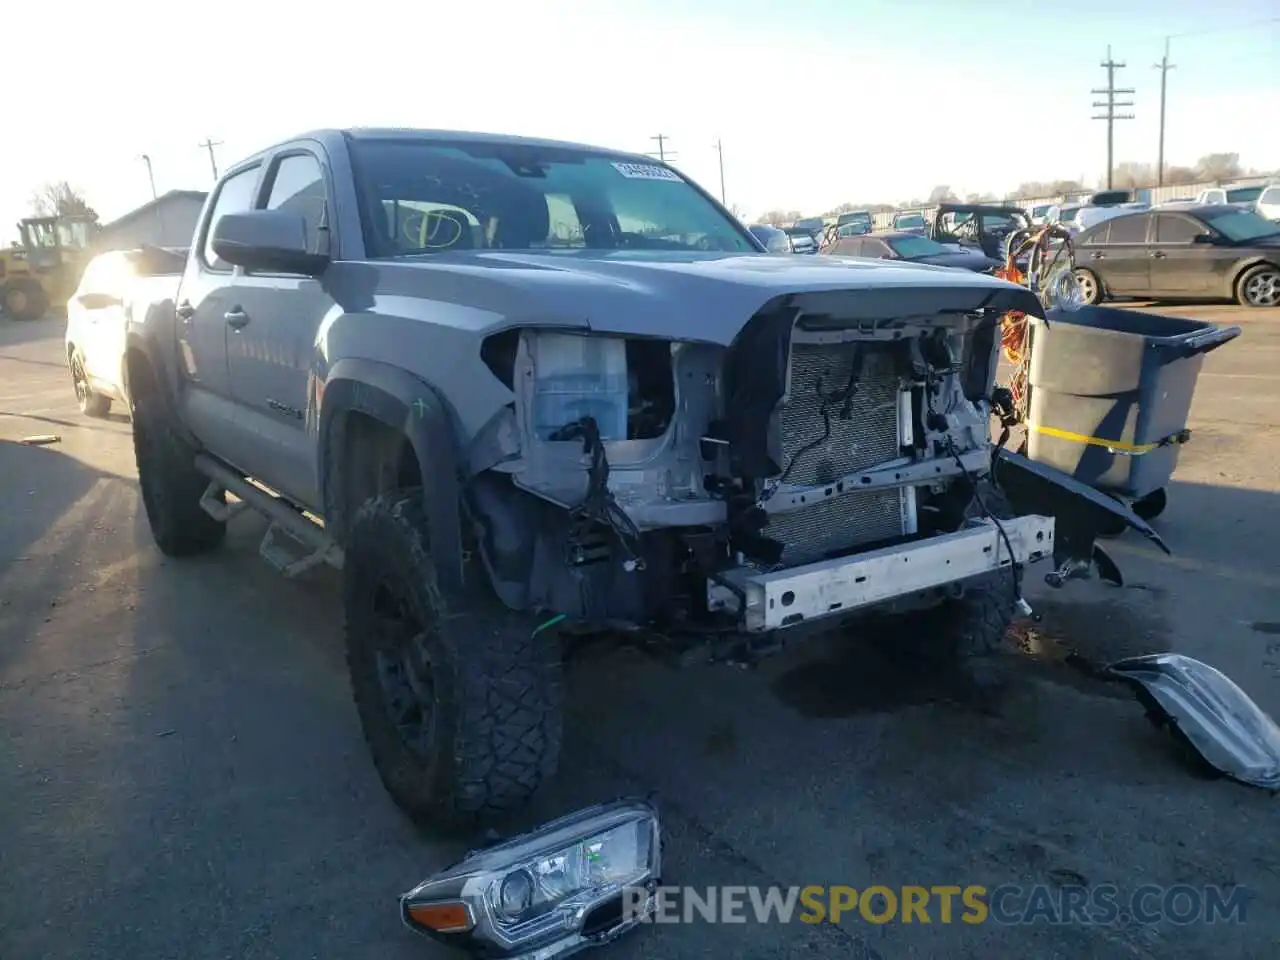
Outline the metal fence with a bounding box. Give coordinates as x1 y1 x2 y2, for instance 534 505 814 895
834 176 1276 232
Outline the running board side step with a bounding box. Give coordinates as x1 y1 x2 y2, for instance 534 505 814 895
194 454 344 577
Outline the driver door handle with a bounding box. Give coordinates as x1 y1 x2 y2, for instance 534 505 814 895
224 307 250 329
176 301 195 322
1151 250 1167 259
1091 252 1105 260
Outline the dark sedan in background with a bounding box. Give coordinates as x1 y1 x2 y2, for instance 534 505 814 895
747 223 795 254
891 211 928 234
822 231 1001 272
784 226 820 254
1072 205 1280 308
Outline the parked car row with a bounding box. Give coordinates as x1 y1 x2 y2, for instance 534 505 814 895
752 197 1280 305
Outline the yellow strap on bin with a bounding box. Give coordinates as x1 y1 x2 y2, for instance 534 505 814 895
1027 424 1191 456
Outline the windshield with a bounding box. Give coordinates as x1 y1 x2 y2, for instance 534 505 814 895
794 218 824 232
888 236 948 258
350 139 755 256
1202 208 1280 242
894 214 925 228
1226 187 1264 204
1060 207 1081 222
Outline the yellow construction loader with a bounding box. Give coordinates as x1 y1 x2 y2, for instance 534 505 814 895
0 215 98 321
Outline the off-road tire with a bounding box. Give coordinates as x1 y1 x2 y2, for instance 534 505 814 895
130 364 226 556
875 480 1019 683
344 491 563 831
71 351 111 418
2 278 49 322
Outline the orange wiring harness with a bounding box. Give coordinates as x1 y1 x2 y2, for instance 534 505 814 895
994 223 1076 421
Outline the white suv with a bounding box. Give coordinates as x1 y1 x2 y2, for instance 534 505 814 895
64 247 186 417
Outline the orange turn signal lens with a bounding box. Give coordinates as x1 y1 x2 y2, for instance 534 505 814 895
406 900 475 933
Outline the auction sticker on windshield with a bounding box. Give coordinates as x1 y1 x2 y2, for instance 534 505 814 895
612 162 682 181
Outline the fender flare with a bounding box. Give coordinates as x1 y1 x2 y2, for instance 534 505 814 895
122 329 203 447
1228 256 1280 297
319 358 465 594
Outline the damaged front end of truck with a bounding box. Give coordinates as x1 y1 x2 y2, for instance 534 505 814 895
464 278 1160 660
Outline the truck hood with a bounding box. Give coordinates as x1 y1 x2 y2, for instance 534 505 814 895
349 250 1042 345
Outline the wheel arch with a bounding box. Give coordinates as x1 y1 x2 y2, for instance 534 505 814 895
319 358 466 594
1229 257 1280 298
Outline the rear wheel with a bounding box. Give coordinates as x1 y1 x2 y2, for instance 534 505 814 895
1073 268 1103 305
130 362 225 556
1236 264 1279 308
70 352 111 418
344 491 563 831
2 278 49 321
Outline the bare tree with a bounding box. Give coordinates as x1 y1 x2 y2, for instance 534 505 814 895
926 185 957 205
758 209 801 227
1111 162 1156 189
1194 153 1242 183
30 180 99 221
1163 165 1199 185
727 202 744 219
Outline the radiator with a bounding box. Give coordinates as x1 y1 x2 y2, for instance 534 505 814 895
767 342 909 565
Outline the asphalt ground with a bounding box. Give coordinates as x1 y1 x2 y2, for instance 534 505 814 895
1 301 1277 960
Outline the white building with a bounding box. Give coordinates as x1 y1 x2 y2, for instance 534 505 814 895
93 190 208 252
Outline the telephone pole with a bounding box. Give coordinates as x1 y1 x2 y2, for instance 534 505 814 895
139 154 157 200
1153 38 1176 186
1091 46 1134 190
198 137 224 180
712 138 726 203
648 134 675 163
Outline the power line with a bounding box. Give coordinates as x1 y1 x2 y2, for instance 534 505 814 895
1153 38 1177 186
1091 46 1135 191
198 138 224 180
648 134 675 163
712 138 726 204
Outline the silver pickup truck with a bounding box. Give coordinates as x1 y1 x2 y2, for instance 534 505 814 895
123 128 1158 831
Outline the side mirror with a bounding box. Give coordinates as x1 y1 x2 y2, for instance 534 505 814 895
77 292 123 310
211 210 329 276
1191 233 1216 245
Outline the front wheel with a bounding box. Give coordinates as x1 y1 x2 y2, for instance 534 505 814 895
1236 263 1280 308
344 491 563 831
71 352 111 418
1073 268 1103 305
2 278 49 321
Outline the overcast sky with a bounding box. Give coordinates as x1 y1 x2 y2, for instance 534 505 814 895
2 0 1276 232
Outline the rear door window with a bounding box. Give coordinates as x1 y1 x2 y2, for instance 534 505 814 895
201 166 262 271
1105 214 1149 244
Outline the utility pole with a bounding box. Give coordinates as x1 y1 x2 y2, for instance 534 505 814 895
198 138 224 180
712 138 726 203
1091 46 1134 190
139 154 157 200
1153 38 1176 186
648 134 675 163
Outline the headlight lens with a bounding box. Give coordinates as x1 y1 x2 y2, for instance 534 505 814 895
402 800 660 957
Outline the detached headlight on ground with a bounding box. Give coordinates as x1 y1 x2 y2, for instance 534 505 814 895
401 799 660 958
